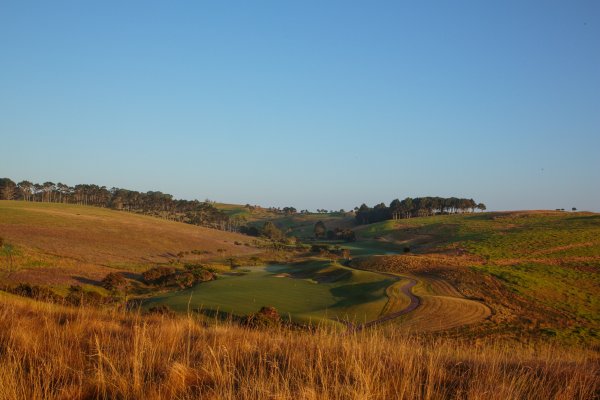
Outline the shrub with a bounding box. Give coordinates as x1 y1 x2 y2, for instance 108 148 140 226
311 244 331 253
101 272 128 292
65 285 105 307
147 304 175 317
243 306 281 327
11 283 62 303
192 268 215 282
144 265 215 289
172 272 196 288
142 266 176 285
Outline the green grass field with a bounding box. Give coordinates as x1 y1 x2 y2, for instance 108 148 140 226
145 261 396 326
351 211 600 341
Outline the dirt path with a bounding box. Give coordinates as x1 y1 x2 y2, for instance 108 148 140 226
342 265 421 331
360 278 420 329
343 263 489 332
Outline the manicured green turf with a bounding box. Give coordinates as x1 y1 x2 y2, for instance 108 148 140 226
145 261 395 325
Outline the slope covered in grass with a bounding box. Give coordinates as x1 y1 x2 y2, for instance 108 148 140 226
0 201 259 286
0 293 597 400
351 211 600 342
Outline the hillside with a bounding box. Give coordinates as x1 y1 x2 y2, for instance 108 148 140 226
2 201 598 343
214 202 355 239
0 201 260 288
350 211 600 342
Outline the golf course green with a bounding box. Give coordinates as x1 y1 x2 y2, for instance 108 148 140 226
145 261 397 325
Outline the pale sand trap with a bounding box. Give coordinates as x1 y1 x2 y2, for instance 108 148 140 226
274 273 291 278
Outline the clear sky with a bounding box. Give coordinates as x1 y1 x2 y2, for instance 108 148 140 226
1 1 598 211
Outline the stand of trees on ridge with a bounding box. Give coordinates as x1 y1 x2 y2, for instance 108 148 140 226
0 177 243 231
354 197 486 225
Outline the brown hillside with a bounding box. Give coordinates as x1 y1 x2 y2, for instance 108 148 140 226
0 201 259 286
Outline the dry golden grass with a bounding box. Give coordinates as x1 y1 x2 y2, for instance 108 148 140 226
397 295 491 333
0 293 597 400
0 201 260 286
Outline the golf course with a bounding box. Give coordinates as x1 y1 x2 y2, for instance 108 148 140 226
144 261 398 326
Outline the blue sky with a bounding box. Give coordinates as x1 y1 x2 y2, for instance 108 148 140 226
1 1 598 211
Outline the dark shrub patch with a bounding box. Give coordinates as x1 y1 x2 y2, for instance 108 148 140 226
142 266 176 285
65 285 106 306
243 306 281 327
101 272 128 292
10 283 62 303
148 305 175 317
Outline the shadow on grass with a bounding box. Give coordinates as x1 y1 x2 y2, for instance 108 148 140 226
329 279 394 308
72 276 101 286
196 307 244 323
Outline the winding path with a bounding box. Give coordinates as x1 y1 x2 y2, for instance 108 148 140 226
343 263 490 332
361 278 420 329
343 266 421 331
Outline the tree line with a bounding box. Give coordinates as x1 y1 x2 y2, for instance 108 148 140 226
354 197 486 224
0 177 243 231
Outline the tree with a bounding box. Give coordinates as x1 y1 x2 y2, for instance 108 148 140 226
17 181 34 201
42 182 55 202
262 221 283 240
0 178 16 200
389 199 402 220
282 207 297 215
477 203 487 212
572 207 577 211
314 221 327 239
355 204 371 224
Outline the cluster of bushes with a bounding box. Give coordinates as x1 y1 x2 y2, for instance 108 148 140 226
147 304 175 317
65 285 108 306
310 244 351 259
101 272 129 292
325 228 356 242
313 222 356 242
142 264 216 289
8 283 110 306
240 221 283 240
242 306 282 327
9 283 63 303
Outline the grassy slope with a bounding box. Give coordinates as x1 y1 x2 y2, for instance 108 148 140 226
0 201 259 287
214 202 355 239
146 261 396 326
1 293 597 399
262 213 354 238
352 211 600 342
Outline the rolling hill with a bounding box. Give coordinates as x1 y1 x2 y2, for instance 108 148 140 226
0 201 260 288
350 211 600 342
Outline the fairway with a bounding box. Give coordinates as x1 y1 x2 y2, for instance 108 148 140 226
145 262 397 325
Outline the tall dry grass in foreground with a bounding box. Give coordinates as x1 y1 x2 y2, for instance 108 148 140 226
0 297 597 400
